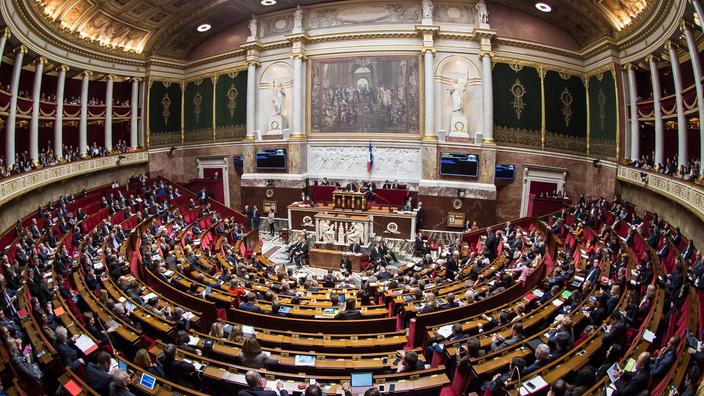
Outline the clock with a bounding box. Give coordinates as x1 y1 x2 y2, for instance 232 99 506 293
452 198 463 210
265 189 274 198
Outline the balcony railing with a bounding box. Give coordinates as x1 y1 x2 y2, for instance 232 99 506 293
617 166 704 221
0 151 148 206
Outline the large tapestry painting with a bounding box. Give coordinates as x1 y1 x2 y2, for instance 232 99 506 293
148 80 182 148
544 71 587 155
588 70 617 159
310 56 420 133
492 62 542 149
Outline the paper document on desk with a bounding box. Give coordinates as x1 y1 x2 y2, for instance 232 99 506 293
75 334 98 355
642 329 656 343
182 311 195 321
188 336 199 346
436 325 454 339
519 375 548 395
142 292 157 302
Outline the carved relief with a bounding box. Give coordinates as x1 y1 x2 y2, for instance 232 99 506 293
308 146 421 180
434 3 476 24
307 2 421 29
259 13 293 37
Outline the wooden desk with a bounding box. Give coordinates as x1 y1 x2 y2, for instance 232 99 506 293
309 248 362 271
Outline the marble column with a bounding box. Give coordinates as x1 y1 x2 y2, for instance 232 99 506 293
130 78 139 148
245 61 257 140
29 57 46 164
0 29 10 76
423 48 435 140
667 42 688 166
481 51 494 143
648 56 664 165
626 64 640 160
291 55 304 138
79 71 91 156
54 65 68 159
694 0 704 33
6 45 26 167
683 23 704 164
104 75 114 151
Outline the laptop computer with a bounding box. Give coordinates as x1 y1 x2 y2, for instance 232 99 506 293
350 372 373 392
139 373 156 390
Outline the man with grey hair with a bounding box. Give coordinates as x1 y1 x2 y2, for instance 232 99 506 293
54 325 84 370
238 370 288 396
524 343 551 373
109 369 136 396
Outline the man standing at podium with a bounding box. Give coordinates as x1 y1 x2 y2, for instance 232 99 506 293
416 201 425 231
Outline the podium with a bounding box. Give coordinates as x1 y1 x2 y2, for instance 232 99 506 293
333 191 367 210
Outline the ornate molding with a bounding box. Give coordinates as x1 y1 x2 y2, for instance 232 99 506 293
0 151 148 206
617 166 704 223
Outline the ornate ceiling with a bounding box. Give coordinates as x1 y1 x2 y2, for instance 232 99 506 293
28 0 654 59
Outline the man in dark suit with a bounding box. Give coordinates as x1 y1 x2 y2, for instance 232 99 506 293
612 352 651 396
334 299 363 320
293 237 309 268
54 326 84 370
86 351 113 395
416 201 425 230
345 181 358 192
238 370 289 396
198 188 208 204
650 335 679 378
252 206 261 230
370 242 384 263
414 232 428 256
239 293 264 313
524 343 551 374
485 227 499 261
340 257 353 274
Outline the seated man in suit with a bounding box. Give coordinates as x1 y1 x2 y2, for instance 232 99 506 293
86 351 113 395
54 326 84 371
340 257 353 275
239 293 264 313
238 370 288 396
348 241 362 253
524 343 551 374
334 299 363 320
611 352 651 396
293 236 309 268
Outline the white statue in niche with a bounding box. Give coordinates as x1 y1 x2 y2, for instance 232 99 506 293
449 73 469 116
320 220 335 243
272 82 286 116
476 0 489 25
421 0 433 23
346 222 364 245
293 5 304 33
248 15 258 39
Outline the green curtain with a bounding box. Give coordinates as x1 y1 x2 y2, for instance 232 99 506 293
588 70 617 159
544 71 587 154
148 81 182 148
184 79 214 144
215 70 247 141
493 62 542 149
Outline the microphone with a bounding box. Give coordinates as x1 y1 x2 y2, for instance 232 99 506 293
512 364 523 394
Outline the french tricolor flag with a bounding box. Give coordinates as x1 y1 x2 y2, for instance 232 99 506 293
367 142 374 174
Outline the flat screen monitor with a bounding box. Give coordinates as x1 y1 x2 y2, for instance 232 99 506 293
440 152 478 178
351 372 373 387
256 148 287 169
495 164 516 180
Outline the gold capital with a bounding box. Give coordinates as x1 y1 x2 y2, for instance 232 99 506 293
15 45 27 54
623 63 635 71
106 74 116 81
420 47 436 55
35 57 48 66
479 51 494 59
82 70 93 78
645 55 658 64
2 28 11 39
